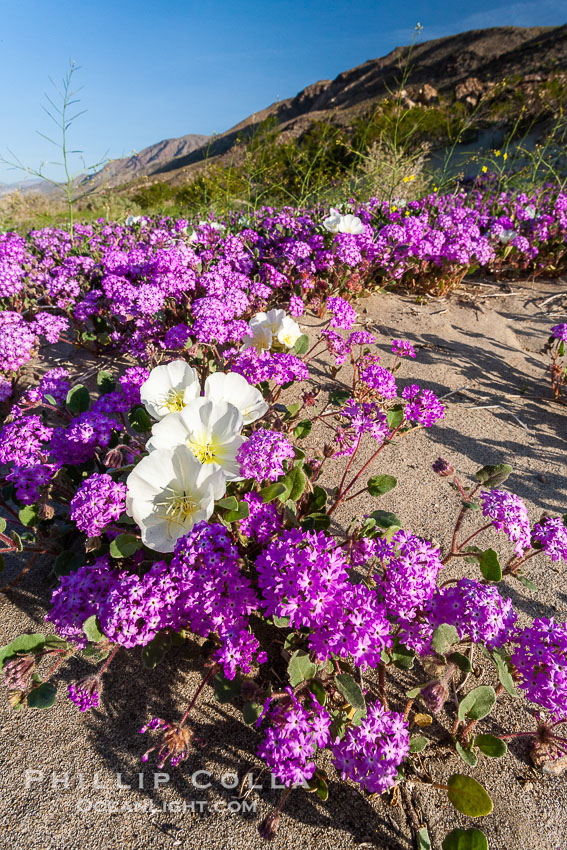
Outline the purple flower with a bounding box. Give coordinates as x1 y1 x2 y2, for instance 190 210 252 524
0 415 53 466
428 578 517 649
331 701 409 794
47 559 116 647
70 473 127 538
551 324 567 342
480 489 531 556
512 618 567 715
374 529 443 622
359 356 397 398
326 296 357 330
532 516 567 564
239 491 282 543
237 429 295 482
402 384 445 427
391 339 416 358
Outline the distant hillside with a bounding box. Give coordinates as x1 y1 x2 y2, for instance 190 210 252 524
126 24 567 186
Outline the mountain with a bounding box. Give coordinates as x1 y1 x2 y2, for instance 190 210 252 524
135 24 567 185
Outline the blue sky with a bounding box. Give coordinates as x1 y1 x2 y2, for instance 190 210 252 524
1 0 565 182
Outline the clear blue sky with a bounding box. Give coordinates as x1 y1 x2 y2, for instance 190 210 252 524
1 0 565 182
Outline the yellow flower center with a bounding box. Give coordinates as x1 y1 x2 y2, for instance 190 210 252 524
162 389 186 413
155 487 199 530
187 437 217 464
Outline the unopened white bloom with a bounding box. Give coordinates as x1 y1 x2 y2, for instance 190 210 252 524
125 215 143 226
126 446 225 552
322 208 365 235
147 397 245 480
140 360 200 421
204 372 268 424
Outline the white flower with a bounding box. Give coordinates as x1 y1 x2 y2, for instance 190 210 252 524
140 360 200 421
242 309 301 350
322 208 366 235
241 321 273 352
204 372 268 424
146 397 245 480
125 215 142 226
499 229 518 244
126 445 226 552
322 208 342 233
525 205 536 219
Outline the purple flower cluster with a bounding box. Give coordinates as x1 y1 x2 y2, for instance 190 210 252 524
47 558 116 647
337 400 390 457
257 529 350 628
402 384 445 427
257 690 331 786
0 312 37 372
6 463 55 504
0 415 53 466
374 529 443 622
236 429 295 482
239 491 283 542
428 578 517 649
391 339 416 358
551 323 567 342
359 356 397 398
480 489 531 556
68 678 101 712
69 473 127 537
331 701 409 794
512 618 567 714
326 296 357 330
532 517 567 563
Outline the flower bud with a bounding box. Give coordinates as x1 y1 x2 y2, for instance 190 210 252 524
258 809 280 841
432 457 454 477
104 448 123 468
420 680 449 714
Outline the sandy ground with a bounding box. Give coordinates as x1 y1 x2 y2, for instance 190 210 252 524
0 278 566 850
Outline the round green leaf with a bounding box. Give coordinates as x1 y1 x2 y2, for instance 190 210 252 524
66 385 90 414
410 736 429 753
367 474 397 497
442 827 489 850
335 672 366 712
0 634 45 670
243 701 263 725
27 682 57 709
456 741 478 767
447 774 493 817
82 615 103 643
475 734 507 758
458 686 496 722
109 533 142 559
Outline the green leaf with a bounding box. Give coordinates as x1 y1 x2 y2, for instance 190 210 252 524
213 671 241 703
292 334 309 356
447 774 493 817
216 496 238 511
109 533 142 559
44 635 68 650
285 402 301 418
301 512 331 531
442 827 489 850
288 651 317 687
272 615 290 628
391 641 416 670
368 509 401 529
410 736 429 753
431 624 459 655
27 682 57 710
82 615 103 644
141 633 169 669
329 389 351 408
66 385 90 414
0 634 46 670
282 466 307 501
516 575 537 591
559 340 566 357
335 672 366 712
449 651 473 673
259 482 290 503
406 685 424 698
243 701 263 725
316 778 329 802
11 531 23 552
386 404 404 429
462 501 480 511
18 505 38 527
491 651 516 696
367 474 397 497
477 549 502 582
474 463 513 488
458 686 496 722
0 517 6 534
456 741 478 767
54 551 83 576
309 679 327 706
128 405 153 433
306 486 327 513
417 827 432 850
97 370 116 395
475 734 507 758
224 501 250 523
293 419 312 439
